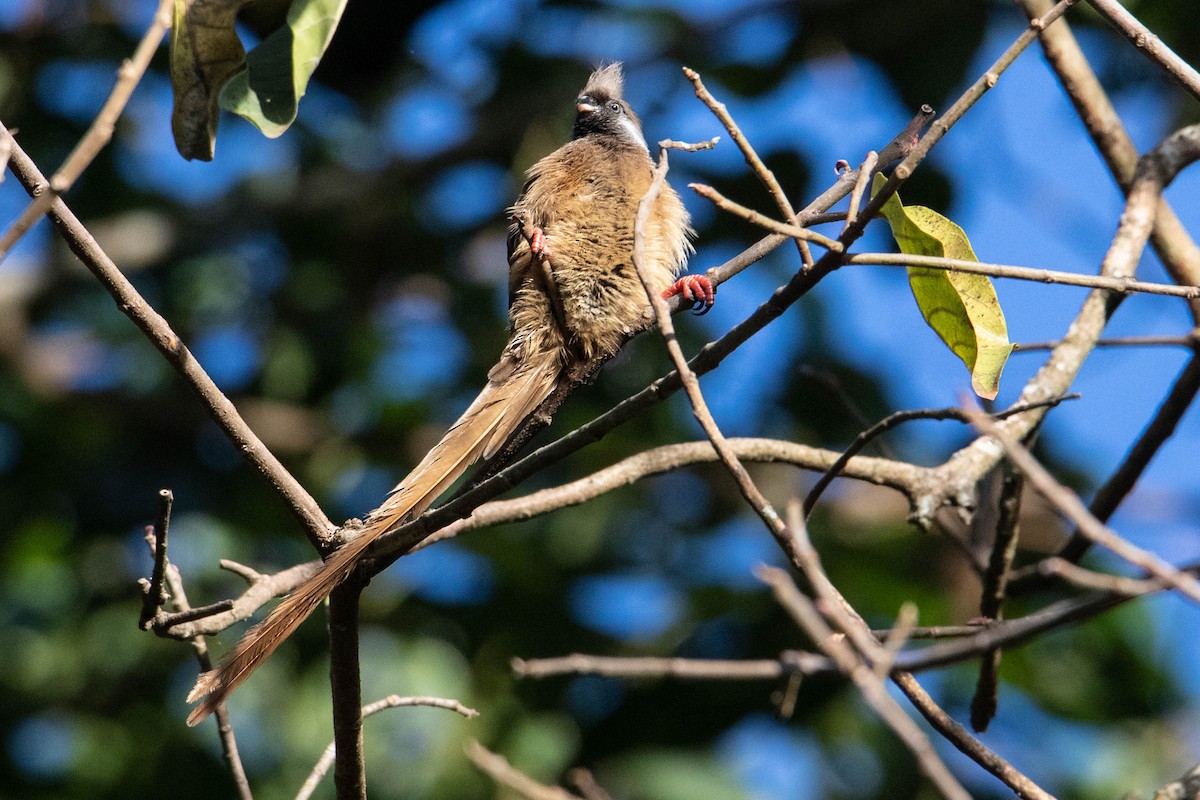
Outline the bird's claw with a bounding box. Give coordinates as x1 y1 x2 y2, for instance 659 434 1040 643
663 274 716 315
529 227 547 256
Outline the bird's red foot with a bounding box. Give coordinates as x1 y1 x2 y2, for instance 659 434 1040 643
529 227 547 256
663 274 716 315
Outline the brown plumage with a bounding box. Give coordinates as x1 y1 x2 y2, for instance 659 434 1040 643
186 63 693 726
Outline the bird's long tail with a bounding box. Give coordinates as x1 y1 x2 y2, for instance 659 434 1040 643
186 348 561 726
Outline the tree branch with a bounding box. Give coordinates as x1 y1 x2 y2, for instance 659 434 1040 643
1 128 335 547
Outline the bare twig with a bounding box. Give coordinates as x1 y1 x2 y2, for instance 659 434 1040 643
1084 0 1200 101
874 601 918 679
156 599 236 628
870 623 991 640
1014 334 1197 351
803 395 1078 515
683 67 815 267
845 252 1200 298
0 0 173 262
140 509 252 800
413 437 921 554
296 696 478 800
700 104 933 290
138 489 174 630
966 406 1200 604
970 465 1024 732
2 130 335 546
636 142 794 552
150 561 321 640
1019 0 1200 321
466 740 584 800
844 151 879 232
758 565 970 800
150 437 920 640
783 503 1054 800
1052 352 1200 565
864 0 1081 218
515 568 1195 684
512 653 818 680
1034 557 1163 595
689 183 844 251
892 672 1057 800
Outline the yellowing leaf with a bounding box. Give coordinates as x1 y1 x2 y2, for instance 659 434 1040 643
872 174 1013 399
169 0 252 161
219 0 348 138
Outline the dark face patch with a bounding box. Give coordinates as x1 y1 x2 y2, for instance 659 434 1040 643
572 93 644 146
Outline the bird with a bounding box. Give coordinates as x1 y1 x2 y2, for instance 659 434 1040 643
186 63 714 726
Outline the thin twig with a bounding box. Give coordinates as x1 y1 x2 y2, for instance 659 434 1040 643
875 602 918 679
1084 0 1200 101
871 623 989 640
157 599 236 628
636 142 794 553
1019 0 1200 321
757 565 970 800
1 128 335 547
804 395 1078 515
866 0 1081 215
1035 557 1163 595
0 0 173 262
689 183 844 251
466 740 584 800
152 437 921 640
683 67 814 268
1052 352 1200 565
844 151 879 232
296 696 478 800
970 465 1024 732
512 653 818 680
965 406 1200 604
138 489 174 630
515 569 1194 683
700 105 933 290
893 672 1057 800
845 252 1200 298
141 513 253 800
783 503 1053 800
149 561 321 640
1014 334 1197 351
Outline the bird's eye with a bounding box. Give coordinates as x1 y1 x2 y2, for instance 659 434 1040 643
608 101 622 113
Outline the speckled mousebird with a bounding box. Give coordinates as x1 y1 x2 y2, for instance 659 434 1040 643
187 63 714 725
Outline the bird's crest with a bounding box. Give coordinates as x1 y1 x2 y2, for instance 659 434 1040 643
582 63 625 101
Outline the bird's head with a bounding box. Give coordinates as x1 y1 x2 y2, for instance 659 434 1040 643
572 63 646 150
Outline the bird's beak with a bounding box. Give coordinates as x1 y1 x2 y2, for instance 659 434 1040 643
577 102 597 114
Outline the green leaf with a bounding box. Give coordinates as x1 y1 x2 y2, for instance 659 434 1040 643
219 0 348 138
872 174 1013 399
169 0 252 161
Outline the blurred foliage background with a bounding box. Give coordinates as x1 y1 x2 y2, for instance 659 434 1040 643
1 1 1199 799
